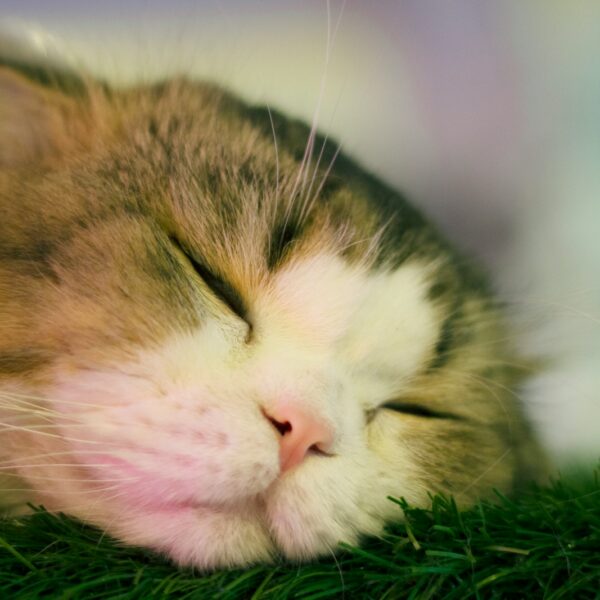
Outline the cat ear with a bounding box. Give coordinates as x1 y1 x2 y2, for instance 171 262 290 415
0 65 96 168
0 21 97 168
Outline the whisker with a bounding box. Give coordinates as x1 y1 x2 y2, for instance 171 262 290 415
507 298 600 325
304 142 342 222
0 396 60 414
301 75 346 223
0 422 113 446
0 391 108 411
0 408 58 422
0 463 133 472
336 217 392 266
456 448 512 499
301 131 329 212
0 423 101 431
0 450 124 466
286 0 346 231
328 547 346 595
437 367 531 445
3 474 139 483
299 0 346 220
266 104 280 211
0 485 124 496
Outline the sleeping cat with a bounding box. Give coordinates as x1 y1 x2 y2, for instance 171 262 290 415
0 57 545 568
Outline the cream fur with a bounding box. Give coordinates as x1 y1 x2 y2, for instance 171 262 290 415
11 257 432 567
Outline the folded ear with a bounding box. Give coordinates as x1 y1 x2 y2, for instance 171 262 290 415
0 65 96 168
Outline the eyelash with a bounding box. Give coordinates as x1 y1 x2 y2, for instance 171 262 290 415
367 402 461 423
169 236 250 325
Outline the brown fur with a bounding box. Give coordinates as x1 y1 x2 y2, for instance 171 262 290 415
0 65 546 551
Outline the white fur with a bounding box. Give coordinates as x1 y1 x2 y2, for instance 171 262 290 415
14 255 438 567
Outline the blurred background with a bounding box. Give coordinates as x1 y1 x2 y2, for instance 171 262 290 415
1 0 599 466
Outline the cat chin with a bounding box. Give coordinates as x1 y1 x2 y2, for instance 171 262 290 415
44 440 396 568
97 501 276 568
96 475 387 569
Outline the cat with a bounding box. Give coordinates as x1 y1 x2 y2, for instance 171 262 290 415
0 53 546 569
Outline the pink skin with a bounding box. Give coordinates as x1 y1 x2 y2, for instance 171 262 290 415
264 404 334 472
70 401 333 512
80 453 201 510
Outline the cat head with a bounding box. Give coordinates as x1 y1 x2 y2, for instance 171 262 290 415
0 60 543 567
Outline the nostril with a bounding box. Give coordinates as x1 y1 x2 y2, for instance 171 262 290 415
262 403 335 472
270 416 292 436
262 409 292 436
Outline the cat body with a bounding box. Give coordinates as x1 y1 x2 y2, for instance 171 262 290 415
0 59 543 567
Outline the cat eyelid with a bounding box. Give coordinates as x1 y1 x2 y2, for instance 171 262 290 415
379 401 463 421
168 236 250 325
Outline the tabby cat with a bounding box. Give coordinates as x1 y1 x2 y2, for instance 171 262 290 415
0 57 544 568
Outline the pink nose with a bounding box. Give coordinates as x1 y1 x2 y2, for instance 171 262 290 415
264 404 334 473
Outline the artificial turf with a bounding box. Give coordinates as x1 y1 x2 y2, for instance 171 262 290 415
0 467 598 599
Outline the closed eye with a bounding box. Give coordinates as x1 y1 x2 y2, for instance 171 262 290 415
169 236 250 325
381 401 462 421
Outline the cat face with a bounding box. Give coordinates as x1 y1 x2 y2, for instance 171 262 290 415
0 68 542 567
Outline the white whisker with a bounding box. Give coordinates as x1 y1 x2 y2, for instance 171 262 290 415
6 474 138 483
457 448 512 499
0 422 111 446
0 450 120 466
287 0 345 225
304 141 342 221
0 463 129 472
266 104 280 211
0 423 95 431
0 390 108 411
0 485 123 496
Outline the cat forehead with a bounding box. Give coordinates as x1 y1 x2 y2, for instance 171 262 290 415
21 79 417 277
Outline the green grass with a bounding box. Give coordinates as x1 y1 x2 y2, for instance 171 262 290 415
1 468 598 599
